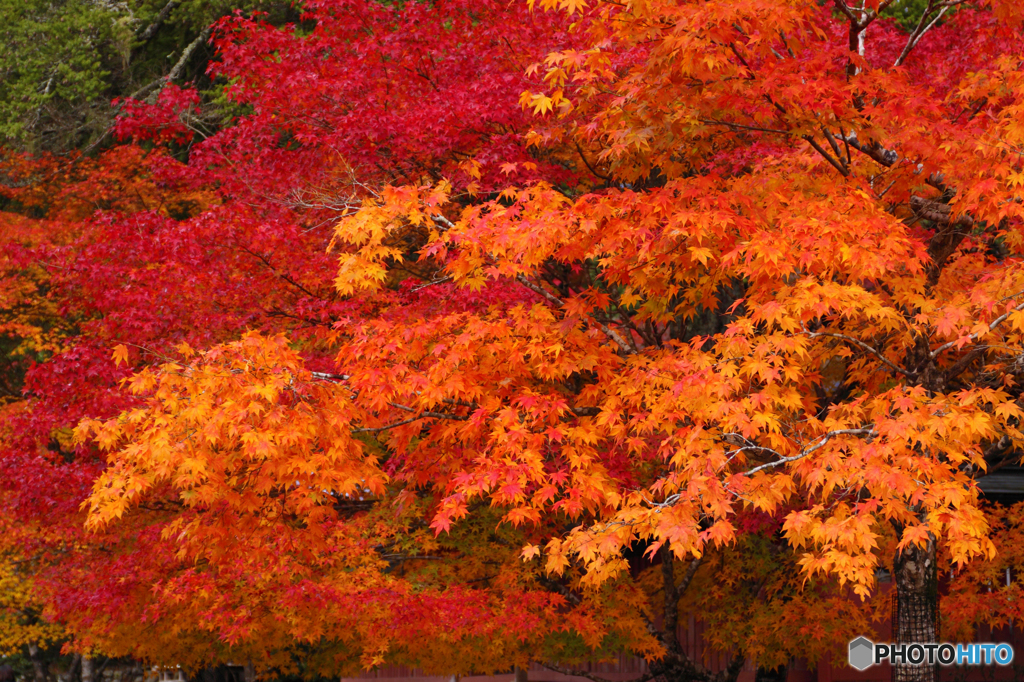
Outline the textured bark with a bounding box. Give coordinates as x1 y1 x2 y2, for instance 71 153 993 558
893 536 938 682
81 657 94 682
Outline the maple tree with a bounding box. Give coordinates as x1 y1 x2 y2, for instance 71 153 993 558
3 0 1024 679
1 0 666 675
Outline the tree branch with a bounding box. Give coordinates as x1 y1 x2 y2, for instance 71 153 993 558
574 141 612 181
893 1 967 67
310 371 350 382
911 195 973 228
677 554 703 596
144 26 214 104
136 0 182 44
841 133 898 167
700 119 790 136
389 402 470 421
537 575 582 606
801 328 913 377
650 429 876 510
352 417 423 433
929 296 1024 359
168 26 214 83
804 135 850 176
740 428 877 477
540 664 652 682
516 273 565 307
832 0 861 25
515 275 636 354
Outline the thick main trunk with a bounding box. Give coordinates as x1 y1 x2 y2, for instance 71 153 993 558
27 643 49 682
893 536 938 682
81 658 94 682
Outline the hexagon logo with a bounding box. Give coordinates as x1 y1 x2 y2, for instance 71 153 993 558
849 637 875 671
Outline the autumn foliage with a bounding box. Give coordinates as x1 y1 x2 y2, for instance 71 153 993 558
2 0 1024 679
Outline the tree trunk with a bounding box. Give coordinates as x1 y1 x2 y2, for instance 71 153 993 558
81 658 94 682
719 655 747 682
647 545 746 682
27 642 49 682
61 655 82 682
243 663 255 682
513 667 528 682
893 535 938 682
201 667 218 682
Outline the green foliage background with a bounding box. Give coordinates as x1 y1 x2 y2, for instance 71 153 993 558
0 0 298 153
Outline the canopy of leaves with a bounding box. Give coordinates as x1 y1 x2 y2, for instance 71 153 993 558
1 0 1023 677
